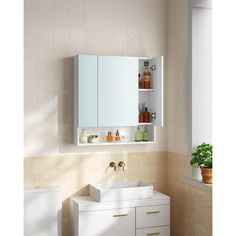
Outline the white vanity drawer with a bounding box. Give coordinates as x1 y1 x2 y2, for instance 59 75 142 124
79 207 135 236
136 226 170 236
136 205 170 228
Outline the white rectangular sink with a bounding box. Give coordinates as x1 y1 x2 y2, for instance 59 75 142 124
89 181 153 202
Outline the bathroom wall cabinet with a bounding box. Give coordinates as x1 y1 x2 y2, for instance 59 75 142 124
70 191 170 236
73 55 163 146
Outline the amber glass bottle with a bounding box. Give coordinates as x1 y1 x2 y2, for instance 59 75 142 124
138 73 143 89
143 71 151 89
143 107 150 123
106 132 113 142
115 130 120 141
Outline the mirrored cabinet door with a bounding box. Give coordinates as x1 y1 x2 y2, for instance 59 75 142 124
75 55 98 128
98 56 139 127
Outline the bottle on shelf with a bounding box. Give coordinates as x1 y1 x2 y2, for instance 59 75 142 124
142 126 149 141
79 129 88 144
135 126 143 142
138 73 143 89
138 103 145 123
106 131 113 142
139 112 144 123
143 61 151 89
143 71 151 89
143 107 150 123
88 135 99 143
115 129 121 141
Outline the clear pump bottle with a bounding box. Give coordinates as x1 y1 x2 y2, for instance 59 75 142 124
80 129 87 144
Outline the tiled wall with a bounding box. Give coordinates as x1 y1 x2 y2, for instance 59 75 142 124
167 152 212 236
24 0 168 157
24 152 167 236
166 0 189 155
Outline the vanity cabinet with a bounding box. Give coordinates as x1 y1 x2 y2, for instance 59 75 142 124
70 191 170 236
136 205 170 229
73 55 164 146
136 226 170 236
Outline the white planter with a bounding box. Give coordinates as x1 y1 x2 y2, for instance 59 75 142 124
192 166 201 180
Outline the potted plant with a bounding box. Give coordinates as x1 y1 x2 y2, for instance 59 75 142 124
190 143 213 184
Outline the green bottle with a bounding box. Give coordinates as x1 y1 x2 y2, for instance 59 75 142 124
135 126 142 142
142 126 149 141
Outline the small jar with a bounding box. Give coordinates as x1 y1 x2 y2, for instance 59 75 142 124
88 135 99 143
106 132 113 142
115 130 121 141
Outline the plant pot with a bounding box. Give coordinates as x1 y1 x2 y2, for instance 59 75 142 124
201 167 212 184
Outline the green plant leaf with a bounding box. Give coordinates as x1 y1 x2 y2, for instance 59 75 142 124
190 143 213 168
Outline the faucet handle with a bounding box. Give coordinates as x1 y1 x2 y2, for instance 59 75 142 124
109 162 116 171
118 161 126 171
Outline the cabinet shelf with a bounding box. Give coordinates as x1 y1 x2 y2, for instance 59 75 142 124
138 122 154 126
138 89 154 92
77 141 155 146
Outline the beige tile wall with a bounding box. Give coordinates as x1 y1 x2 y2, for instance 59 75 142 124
167 152 212 236
167 0 190 155
24 0 168 157
24 152 167 236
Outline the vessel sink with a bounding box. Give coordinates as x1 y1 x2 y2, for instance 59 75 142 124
89 181 153 202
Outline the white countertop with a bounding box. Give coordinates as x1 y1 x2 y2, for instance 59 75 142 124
24 186 61 193
71 191 170 212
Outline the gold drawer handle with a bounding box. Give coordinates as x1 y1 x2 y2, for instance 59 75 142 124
147 233 160 236
146 210 160 214
113 214 128 217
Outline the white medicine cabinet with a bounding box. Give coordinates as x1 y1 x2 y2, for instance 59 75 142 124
73 55 163 146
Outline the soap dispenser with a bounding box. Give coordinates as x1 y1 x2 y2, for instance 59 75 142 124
135 126 142 142
143 107 150 123
142 126 149 142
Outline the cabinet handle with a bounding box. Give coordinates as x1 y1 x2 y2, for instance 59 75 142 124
146 233 160 236
146 210 160 214
113 213 128 217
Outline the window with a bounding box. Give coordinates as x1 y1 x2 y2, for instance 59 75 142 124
191 1 212 180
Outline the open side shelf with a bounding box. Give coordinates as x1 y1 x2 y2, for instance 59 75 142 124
76 126 156 146
138 122 154 126
77 141 155 147
138 89 154 92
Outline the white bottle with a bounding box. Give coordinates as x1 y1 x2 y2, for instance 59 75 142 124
80 129 87 144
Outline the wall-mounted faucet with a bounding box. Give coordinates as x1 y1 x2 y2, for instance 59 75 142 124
109 162 116 171
118 161 126 171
